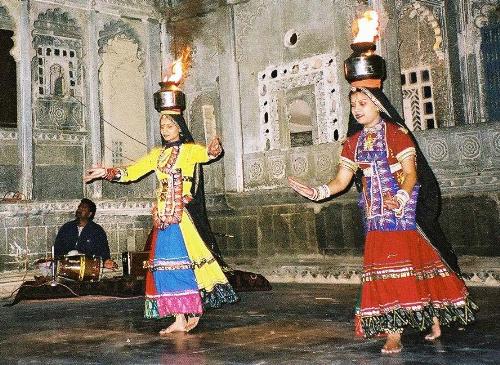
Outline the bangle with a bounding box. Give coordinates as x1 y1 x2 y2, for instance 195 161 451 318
103 168 122 181
312 184 331 201
394 189 410 217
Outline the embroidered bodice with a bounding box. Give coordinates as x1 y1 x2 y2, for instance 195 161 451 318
340 121 418 232
116 143 210 229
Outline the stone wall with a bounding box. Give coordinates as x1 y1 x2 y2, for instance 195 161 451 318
207 122 500 260
208 190 499 260
0 0 161 202
0 0 498 278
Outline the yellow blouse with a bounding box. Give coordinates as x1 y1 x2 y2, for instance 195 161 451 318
118 143 210 213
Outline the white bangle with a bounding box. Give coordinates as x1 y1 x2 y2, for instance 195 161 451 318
394 189 410 217
312 184 331 201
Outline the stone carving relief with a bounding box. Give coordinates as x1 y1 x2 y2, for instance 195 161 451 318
33 131 85 144
0 130 17 141
400 1 444 60
417 123 500 192
269 156 286 180
493 132 500 157
427 137 448 162
258 53 342 151
290 155 308 177
32 9 84 131
401 67 437 130
244 123 500 191
0 199 153 217
458 133 481 160
246 159 265 184
315 153 333 175
244 143 341 190
98 19 144 67
402 88 421 130
471 0 499 29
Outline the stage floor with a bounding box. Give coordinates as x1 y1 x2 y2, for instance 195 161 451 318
0 284 498 364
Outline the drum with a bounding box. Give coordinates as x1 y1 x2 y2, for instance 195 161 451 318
56 255 102 282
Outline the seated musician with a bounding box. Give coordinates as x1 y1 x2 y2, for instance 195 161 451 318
54 198 117 269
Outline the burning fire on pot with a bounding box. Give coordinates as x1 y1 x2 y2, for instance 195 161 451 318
153 48 191 113
344 10 386 87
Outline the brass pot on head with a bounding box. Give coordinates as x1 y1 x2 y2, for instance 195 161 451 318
344 10 386 85
153 81 186 113
344 41 386 83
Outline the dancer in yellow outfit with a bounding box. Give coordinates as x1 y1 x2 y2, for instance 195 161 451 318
84 112 238 334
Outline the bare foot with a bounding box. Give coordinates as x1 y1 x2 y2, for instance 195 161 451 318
381 333 402 354
425 317 441 341
185 316 200 332
159 315 187 336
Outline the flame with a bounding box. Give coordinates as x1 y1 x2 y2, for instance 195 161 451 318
163 47 192 84
352 10 379 44
166 58 183 83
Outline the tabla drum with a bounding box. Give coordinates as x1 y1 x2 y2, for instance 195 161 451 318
56 255 102 282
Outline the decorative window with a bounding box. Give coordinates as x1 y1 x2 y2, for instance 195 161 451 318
112 140 124 166
37 46 77 98
258 53 341 151
401 67 437 130
32 9 83 131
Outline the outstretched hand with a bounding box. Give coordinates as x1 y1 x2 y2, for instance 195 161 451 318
83 167 106 183
207 136 223 158
288 176 316 201
103 259 118 270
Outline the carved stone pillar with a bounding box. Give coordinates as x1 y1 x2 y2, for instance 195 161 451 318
86 9 102 199
143 18 162 148
456 0 482 124
18 0 33 199
217 5 244 192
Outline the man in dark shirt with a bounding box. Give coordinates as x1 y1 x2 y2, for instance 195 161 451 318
54 198 116 269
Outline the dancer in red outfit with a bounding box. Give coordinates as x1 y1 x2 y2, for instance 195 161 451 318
289 87 477 354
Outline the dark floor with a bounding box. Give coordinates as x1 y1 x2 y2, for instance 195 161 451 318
0 284 498 365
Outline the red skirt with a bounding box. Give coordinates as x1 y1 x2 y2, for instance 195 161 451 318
359 230 478 337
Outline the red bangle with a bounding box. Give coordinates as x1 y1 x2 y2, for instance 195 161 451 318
103 168 120 181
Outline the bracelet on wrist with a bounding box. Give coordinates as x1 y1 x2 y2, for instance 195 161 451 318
313 184 331 201
394 189 410 217
103 168 121 181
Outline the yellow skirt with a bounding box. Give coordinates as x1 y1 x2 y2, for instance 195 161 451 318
179 210 238 307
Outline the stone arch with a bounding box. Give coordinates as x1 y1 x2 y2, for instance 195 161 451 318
32 8 83 60
400 1 444 60
98 21 149 198
98 19 144 68
31 8 83 129
472 1 498 29
397 1 453 128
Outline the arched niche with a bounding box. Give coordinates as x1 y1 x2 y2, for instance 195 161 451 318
98 20 149 198
32 8 84 130
398 1 452 130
